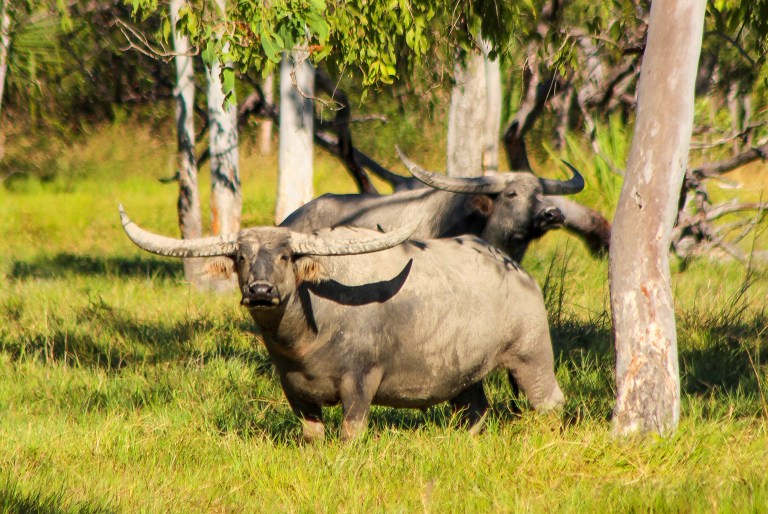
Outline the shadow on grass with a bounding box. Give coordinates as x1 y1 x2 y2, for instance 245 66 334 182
1 298 273 375
678 309 768 398
9 253 183 280
0 474 114 514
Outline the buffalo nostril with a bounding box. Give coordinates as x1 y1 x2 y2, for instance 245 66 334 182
248 283 274 296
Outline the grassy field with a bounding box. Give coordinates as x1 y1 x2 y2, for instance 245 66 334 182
1 122 768 512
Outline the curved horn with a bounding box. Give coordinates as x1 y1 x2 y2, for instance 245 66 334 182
119 204 238 257
396 146 510 194
540 161 585 196
289 221 418 256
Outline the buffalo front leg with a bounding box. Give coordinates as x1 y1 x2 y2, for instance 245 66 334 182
284 392 325 443
339 369 383 441
449 382 489 435
505 352 564 413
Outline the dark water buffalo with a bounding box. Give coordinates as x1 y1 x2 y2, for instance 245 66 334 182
281 149 584 262
120 206 564 441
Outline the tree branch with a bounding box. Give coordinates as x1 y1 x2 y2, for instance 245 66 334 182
691 142 768 178
315 69 378 194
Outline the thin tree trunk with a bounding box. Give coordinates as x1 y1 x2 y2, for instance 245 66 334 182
275 51 314 224
259 73 274 154
727 81 741 154
0 1 11 161
170 0 204 283
483 51 501 174
609 0 705 436
207 0 240 236
207 58 241 235
447 49 486 177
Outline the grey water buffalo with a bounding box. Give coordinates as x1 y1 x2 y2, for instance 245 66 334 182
281 148 584 262
120 206 564 441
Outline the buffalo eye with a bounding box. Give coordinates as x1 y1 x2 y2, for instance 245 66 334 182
236 254 246 263
279 254 290 262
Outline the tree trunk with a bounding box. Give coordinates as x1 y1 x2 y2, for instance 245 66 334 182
609 0 705 436
0 0 10 161
548 197 611 256
447 49 486 178
259 73 274 154
275 51 314 224
483 52 501 174
170 0 204 283
207 1 241 236
0 1 9 119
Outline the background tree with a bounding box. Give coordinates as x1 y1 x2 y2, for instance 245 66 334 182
258 72 274 154
170 0 204 283
205 0 241 237
610 0 706 435
275 51 314 224
446 45 486 178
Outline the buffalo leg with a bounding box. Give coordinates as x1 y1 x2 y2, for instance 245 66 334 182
339 369 382 441
285 393 325 443
506 372 523 415
449 382 489 435
502 330 564 412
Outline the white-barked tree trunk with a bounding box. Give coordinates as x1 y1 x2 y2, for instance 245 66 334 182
259 72 274 155
609 0 706 436
207 0 241 237
170 0 204 283
483 51 501 174
0 0 11 160
446 48 486 178
275 51 314 224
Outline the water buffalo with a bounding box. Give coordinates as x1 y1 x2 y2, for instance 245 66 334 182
280 148 584 262
120 206 564 441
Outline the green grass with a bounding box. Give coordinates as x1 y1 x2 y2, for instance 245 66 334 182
1 121 767 512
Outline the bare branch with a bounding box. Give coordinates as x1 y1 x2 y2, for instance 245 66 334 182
691 124 768 150
706 201 768 221
704 31 758 68
691 142 768 178
112 18 196 62
315 68 378 194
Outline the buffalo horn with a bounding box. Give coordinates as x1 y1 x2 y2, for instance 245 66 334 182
289 222 418 256
398 146 585 197
539 161 585 196
119 204 238 257
396 146 510 194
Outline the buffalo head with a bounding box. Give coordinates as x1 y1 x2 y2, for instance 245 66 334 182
118 205 416 310
396 148 584 260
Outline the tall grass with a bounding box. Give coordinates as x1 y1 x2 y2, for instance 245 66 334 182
0 121 767 511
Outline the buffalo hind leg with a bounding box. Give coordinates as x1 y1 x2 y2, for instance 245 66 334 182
449 382 489 435
339 369 383 441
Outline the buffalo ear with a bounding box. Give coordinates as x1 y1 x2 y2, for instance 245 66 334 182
294 257 327 284
470 195 494 217
198 256 236 282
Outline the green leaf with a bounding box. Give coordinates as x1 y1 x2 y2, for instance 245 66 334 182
261 35 282 63
202 41 216 68
161 18 171 43
222 68 235 96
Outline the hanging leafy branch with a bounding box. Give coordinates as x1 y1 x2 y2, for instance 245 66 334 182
127 0 542 94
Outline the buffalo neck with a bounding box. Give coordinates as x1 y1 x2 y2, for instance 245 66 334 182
246 289 318 361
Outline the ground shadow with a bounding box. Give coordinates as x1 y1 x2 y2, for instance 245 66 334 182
1 299 273 375
0 475 114 514
678 312 768 397
9 253 183 280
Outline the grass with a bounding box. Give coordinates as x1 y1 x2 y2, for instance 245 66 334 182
1 121 767 512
